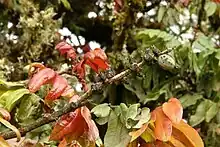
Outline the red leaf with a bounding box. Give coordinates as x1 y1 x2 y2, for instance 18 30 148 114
114 0 123 12
93 48 108 60
82 44 91 53
28 68 56 93
84 48 109 73
56 41 73 55
50 106 99 145
56 41 76 60
73 60 86 79
50 108 87 141
81 106 99 141
178 0 190 6
153 107 172 141
45 74 68 101
93 58 109 70
58 138 67 147
162 98 183 124
67 49 76 60
85 60 99 73
61 85 75 98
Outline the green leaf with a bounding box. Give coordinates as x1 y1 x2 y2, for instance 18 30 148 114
205 1 217 17
206 103 218 122
136 29 181 48
16 94 41 125
133 107 150 128
104 111 131 147
0 116 21 141
2 89 30 112
142 88 167 104
60 0 71 10
0 79 25 89
158 6 166 22
189 99 217 126
125 104 140 129
179 93 203 108
192 33 216 53
123 78 146 102
25 124 52 143
95 116 109 125
91 103 111 118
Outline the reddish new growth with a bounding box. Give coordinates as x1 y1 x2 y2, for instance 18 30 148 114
28 64 75 103
28 64 100 146
56 41 109 91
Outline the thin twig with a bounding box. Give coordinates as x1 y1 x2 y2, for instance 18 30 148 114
0 90 91 140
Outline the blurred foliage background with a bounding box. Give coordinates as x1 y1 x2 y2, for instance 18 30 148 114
0 0 220 146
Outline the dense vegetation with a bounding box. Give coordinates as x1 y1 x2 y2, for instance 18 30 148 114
0 0 219 146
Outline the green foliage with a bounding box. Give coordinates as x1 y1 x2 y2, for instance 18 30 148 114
15 94 42 126
0 0 220 146
92 103 150 146
189 99 218 127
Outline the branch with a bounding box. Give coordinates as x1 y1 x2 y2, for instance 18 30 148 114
0 61 144 140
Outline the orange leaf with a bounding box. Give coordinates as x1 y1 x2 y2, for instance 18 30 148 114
162 98 183 124
154 140 172 147
45 74 68 101
213 0 220 3
153 107 172 141
129 123 148 142
0 136 10 147
168 136 186 147
93 48 108 61
172 120 204 147
28 68 56 93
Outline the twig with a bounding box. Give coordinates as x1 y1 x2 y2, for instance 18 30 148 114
0 90 91 140
1 61 144 140
197 0 206 31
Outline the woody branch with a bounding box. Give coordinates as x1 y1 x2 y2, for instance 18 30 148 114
0 60 144 140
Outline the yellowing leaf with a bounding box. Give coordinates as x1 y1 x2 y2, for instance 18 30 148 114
0 89 30 112
0 116 21 141
172 120 204 147
0 136 10 147
129 123 148 142
140 127 155 143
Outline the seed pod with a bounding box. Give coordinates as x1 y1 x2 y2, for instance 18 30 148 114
158 54 176 71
